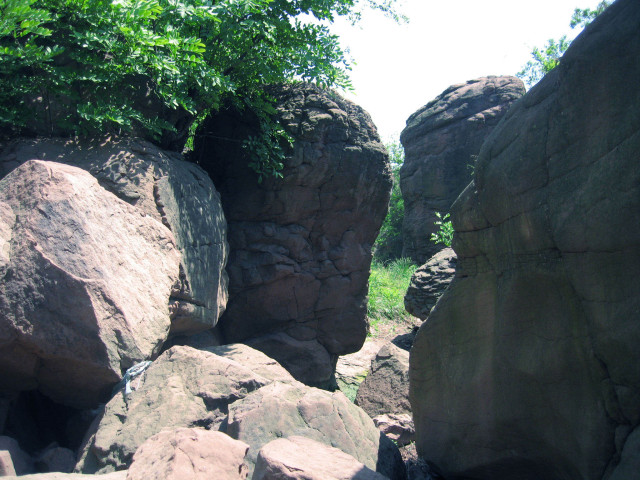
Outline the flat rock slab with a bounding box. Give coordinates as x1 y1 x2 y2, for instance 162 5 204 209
0 160 180 407
254 436 389 480
126 428 249 480
335 339 386 402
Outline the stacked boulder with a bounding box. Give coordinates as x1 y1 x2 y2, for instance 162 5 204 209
410 1 640 479
400 76 524 265
193 83 392 387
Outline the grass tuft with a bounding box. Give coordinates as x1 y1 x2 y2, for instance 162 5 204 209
367 258 417 336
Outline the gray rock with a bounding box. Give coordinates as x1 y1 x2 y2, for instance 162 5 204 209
0 437 32 475
0 137 228 336
226 382 405 480
2 472 127 480
410 1 640 479
0 161 180 407
193 83 391 386
253 436 389 480
355 343 410 418
0 450 16 476
75 345 293 474
608 426 640 480
35 446 75 473
400 76 524 264
404 248 456 320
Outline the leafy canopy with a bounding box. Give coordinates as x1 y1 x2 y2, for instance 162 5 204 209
517 1 611 88
0 0 401 156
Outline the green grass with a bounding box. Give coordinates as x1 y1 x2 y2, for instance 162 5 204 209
367 258 418 336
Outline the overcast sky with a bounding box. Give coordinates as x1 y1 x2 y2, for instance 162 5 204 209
330 0 607 141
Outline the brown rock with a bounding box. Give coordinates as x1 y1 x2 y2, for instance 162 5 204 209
0 450 16 476
2 473 127 480
410 1 640 479
253 436 389 480
125 428 249 480
0 136 228 336
226 382 405 480
400 76 524 264
75 345 294 474
355 343 410 418
372 414 415 448
404 248 456 320
193 83 392 386
0 160 180 408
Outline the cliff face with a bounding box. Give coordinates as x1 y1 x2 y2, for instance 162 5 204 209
193 83 392 387
409 1 640 478
400 76 524 265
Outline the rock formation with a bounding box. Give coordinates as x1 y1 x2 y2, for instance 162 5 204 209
410 1 640 479
355 343 411 418
0 137 228 336
125 428 249 480
75 345 293 473
253 436 389 480
404 248 456 320
0 160 181 407
400 76 524 264
193 83 391 386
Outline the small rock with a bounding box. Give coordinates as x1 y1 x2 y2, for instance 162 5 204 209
372 414 415 447
35 445 75 473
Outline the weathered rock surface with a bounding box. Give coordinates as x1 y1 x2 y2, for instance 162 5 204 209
3 472 127 480
355 343 410 418
410 1 640 479
335 338 386 402
400 76 524 264
193 83 391 386
76 345 293 474
125 428 249 480
35 446 75 473
373 414 415 448
253 436 389 480
0 137 228 335
226 382 405 480
404 248 456 320
0 437 33 475
0 450 16 476
0 160 180 407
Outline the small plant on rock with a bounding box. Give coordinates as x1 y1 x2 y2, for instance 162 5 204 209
430 212 453 247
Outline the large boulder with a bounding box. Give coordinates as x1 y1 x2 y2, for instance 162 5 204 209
0 137 228 336
0 160 180 407
125 428 249 480
75 345 294 474
253 436 389 480
410 1 640 479
193 83 391 386
400 76 524 264
404 248 456 320
226 381 405 480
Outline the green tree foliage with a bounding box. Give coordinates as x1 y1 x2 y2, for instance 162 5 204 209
373 140 404 263
517 1 611 88
0 0 401 165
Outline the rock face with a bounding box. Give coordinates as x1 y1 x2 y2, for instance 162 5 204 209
193 83 391 386
0 161 181 407
355 343 410 418
125 428 249 480
404 248 456 320
400 76 524 264
253 436 389 480
226 382 405 480
75 345 292 473
410 2 640 479
0 137 228 336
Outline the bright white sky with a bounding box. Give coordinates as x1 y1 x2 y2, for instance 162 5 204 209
330 0 605 141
